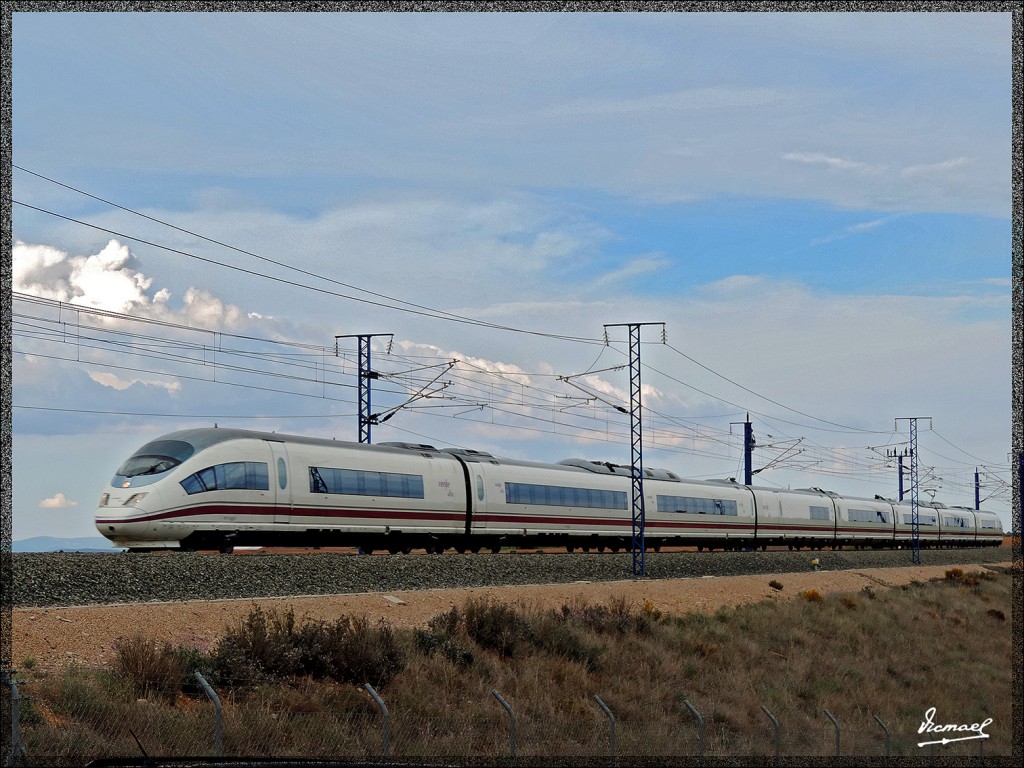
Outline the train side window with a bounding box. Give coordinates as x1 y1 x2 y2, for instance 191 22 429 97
505 482 627 509
278 458 287 489
902 514 937 526
809 506 830 521
309 466 425 499
180 462 269 495
180 474 206 494
656 495 737 516
476 475 485 501
848 508 880 523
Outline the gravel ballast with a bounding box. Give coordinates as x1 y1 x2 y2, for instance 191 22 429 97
9 547 1013 608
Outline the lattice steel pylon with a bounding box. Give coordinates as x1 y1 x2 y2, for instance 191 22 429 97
897 417 931 565
604 322 665 577
336 334 393 444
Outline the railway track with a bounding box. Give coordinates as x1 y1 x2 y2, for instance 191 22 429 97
10 546 1013 609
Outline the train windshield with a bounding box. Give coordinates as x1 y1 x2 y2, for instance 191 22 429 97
115 439 195 478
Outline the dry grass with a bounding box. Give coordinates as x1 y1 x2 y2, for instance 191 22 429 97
18 568 1013 760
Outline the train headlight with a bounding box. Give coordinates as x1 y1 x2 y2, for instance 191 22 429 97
99 493 110 506
123 493 148 506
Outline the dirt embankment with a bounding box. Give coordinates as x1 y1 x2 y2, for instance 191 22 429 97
12 561 1012 675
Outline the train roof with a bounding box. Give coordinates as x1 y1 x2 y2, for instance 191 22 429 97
138 429 984 511
142 427 459 459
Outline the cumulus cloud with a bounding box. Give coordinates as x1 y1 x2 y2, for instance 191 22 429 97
14 239 153 312
13 239 252 331
39 492 77 509
88 372 182 394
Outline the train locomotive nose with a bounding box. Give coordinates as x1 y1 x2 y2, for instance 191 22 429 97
96 490 154 542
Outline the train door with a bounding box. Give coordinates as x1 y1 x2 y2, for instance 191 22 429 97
468 463 488 533
267 441 292 524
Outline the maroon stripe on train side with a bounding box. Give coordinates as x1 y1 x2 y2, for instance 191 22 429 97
98 504 466 525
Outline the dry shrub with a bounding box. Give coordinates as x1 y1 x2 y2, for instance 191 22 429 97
113 635 186 699
211 604 405 688
413 627 475 669
420 597 616 670
800 589 823 603
643 598 663 620
463 597 534 658
321 616 405 688
943 568 984 586
210 604 302 685
839 596 859 610
768 580 784 591
532 611 604 671
559 595 652 636
987 609 1006 621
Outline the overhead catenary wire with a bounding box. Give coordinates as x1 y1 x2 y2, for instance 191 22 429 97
16 290 1000 490
12 172 1009 511
12 200 603 345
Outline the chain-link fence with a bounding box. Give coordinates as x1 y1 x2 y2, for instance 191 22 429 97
5 670 1007 765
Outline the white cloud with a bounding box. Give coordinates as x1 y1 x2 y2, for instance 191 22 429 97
585 254 672 292
13 239 252 331
810 216 894 246
39 493 77 509
901 157 972 178
13 239 153 312
88 371 182 395
782 152 885 174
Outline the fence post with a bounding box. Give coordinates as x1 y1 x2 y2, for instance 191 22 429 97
193 672 223 756
683 699 705 757
761 705 780 760
823 709 841 757
4 669 28 767
364 683 390 758
491 689 517 761
873 715 890 763
593 695 616 766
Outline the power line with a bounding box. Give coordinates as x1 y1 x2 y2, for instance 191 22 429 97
13 168 605 344
12 180 1006 500
662 342 889 434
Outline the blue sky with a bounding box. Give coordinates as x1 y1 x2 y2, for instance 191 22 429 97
8 10 1015 540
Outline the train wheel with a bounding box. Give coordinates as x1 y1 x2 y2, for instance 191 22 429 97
219 544 234 555
582 547 590 553
362 547 374 555
490 545 501 554
566 545 575 553
597 544 606 553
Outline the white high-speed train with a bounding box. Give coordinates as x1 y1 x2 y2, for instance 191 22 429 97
95 427 1005 553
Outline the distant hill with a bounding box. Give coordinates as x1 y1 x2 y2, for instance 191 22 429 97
12 536 125 553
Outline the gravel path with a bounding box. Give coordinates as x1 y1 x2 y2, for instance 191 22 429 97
10 546 1014 608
